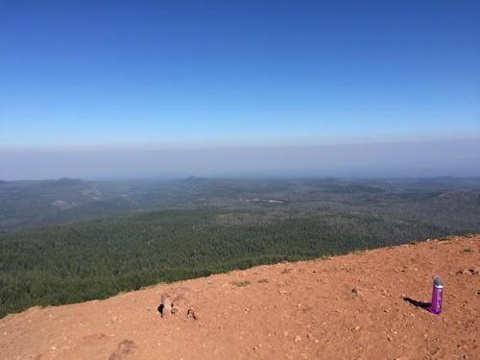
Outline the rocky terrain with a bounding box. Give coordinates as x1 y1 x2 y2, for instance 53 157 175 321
1 234 479 359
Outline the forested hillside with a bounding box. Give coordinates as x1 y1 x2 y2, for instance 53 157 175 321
1 177 480 317
2 177 480 231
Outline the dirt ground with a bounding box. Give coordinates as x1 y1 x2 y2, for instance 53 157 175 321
1 234 479 360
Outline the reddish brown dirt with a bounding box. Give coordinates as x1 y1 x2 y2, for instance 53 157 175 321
1 235 479 360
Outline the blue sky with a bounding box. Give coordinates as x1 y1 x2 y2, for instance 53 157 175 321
0 1 479 179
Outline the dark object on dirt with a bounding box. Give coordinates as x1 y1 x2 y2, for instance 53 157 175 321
187 308 198 320
469 268 479 275
158 294 176 318
158 302 175 318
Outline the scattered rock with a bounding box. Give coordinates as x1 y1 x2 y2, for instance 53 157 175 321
456 268 479 275
158 294 178 318
108 339 136 360
158 300 171 318
186 308 198 321
350 288 360 298
468 268 479 275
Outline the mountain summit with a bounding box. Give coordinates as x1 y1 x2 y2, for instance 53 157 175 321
0 235 479 359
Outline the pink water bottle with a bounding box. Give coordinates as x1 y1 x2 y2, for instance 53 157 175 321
429 276 443 314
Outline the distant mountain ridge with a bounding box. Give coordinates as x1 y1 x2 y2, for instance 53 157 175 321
0 178 110 230
1 177 480 231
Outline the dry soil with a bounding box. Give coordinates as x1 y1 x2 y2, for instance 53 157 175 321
1 234 479 359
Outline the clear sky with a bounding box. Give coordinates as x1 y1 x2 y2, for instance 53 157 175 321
0 1 479 179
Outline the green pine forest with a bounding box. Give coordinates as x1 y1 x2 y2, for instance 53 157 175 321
1 177 480 318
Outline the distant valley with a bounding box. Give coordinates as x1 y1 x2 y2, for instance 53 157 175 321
2 176 480 232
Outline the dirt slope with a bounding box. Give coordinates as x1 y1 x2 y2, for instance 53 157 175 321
1 235 479 360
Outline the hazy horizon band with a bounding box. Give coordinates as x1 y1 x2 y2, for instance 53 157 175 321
1 138 479 181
